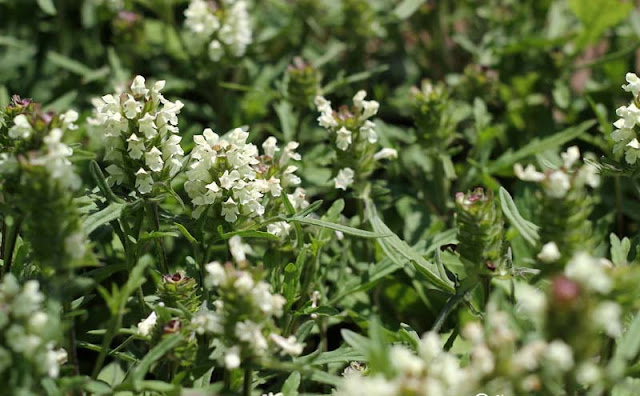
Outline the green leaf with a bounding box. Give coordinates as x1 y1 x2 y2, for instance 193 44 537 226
365 199 455 293
97 362 125 387
615 312 640 361
299 305 339 317
47 52 108 82
275 101 297 142
288 216 389 239
83 203 125 235
610 233 631 266
174 223 197 244
130 334 182 385
216 226 279 241
487 120 595 174
281 371 300 396
340 329 371 357
37 0 57 15
569 0 633 48
139 231 179 241
393 0 424 19
499 187 540 246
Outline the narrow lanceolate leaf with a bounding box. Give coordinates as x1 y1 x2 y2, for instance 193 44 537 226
129 333 182 385
216 226 279 241
288 216 390 239
498 187 540 246
487 120 595 173
83 203 125 235
365 199 455 293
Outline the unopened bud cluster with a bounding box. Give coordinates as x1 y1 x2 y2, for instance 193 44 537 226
455 188 506 276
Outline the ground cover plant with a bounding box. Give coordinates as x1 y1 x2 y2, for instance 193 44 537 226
2 0 640 395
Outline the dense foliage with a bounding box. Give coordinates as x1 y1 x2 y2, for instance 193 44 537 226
2 0 640 395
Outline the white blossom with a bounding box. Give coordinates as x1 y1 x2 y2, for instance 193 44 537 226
537 242 561 263
374 148 398 161
137 311 157 336
334 168 355 190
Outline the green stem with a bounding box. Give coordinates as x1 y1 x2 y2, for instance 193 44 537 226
149 202 169 274
1 216 22 277
432 280 478 333
243 366 253 396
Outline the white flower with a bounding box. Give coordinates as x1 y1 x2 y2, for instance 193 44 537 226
122 94 142 119
270 334 304 356
576 362 601 385
516 283 546 318
418 332 441 363
335 127 352 151
390 345 424 375
514 163 545 182
593 301 622 337
205 261 227 286
229 236 251 264
471 344 495 375
127 133 144 160
622 72 640 96
131 75 149 97
64 231 87 260
513 340 547 372
138 113 157 139
137 311 157 336
545 340 574 371
208 40 224 61
221 197 239 222
145 146 164 172
9 114 33 139
334 168 355 190
561 146 580 169
537 242 561 263
267 221 292 238
462 322 484 345
135 168 154 194
360 120 378 143
565 252 612 293
224 346 241 369
354 90 379 119
545 170 570 198
374 148 398 161
262 136 279 158
218 0 252 57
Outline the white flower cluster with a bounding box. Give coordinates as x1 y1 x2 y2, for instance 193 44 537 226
192 261 303 368
564 252 622 337
0 275 67 380
314 91 396 191
184 0 252 62
1 110 80 191
335 332 477 396
612 73 640 164
88 75 185 195
514 146 600 198
185 128 305 229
